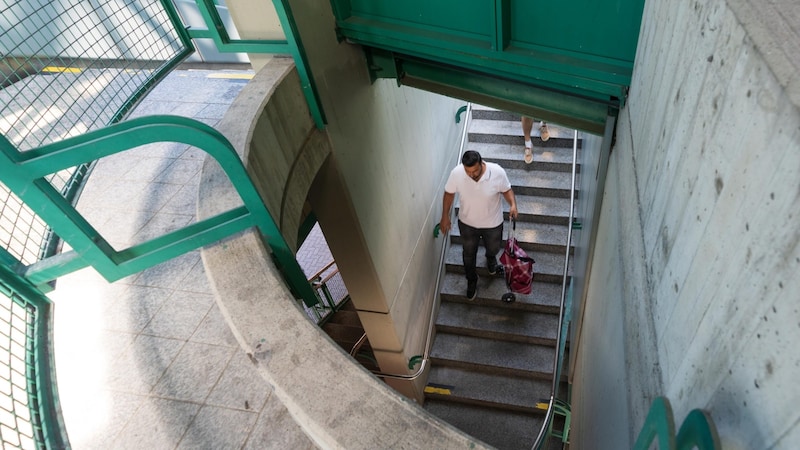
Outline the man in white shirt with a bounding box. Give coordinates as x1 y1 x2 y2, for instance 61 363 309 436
440 151 518 300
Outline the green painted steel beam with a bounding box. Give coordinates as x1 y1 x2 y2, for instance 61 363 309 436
22 206 254 286
186 28 293 53
271 0 327 129
330 0 645 116
396 57 612 134
338 17 631 100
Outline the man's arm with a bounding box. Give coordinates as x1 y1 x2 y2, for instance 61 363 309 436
440 191 455 234
503 188 518 220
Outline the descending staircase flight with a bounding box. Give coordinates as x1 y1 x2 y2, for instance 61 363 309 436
424 105 577 450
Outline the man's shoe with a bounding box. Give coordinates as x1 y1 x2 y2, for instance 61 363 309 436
466 280 477 301
487 256 499 275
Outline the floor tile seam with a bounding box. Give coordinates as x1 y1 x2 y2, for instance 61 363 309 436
118 283 181 338
111 389 256 414
171 405 258 450
166 347 242 450
128 211 196 242
132 295 214 339
127 181 189 213
239 390 278 450
171 257 215 299
88 369 211 446
104 391 153 450
163 339 237 399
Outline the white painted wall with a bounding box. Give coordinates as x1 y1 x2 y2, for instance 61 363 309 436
574 0 800 448
225 0 464 399
287 0 465 398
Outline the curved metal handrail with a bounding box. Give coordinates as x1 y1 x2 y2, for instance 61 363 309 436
359 104 472 381
532 129 579 449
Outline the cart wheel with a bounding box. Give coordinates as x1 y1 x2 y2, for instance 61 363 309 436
501 292 516 303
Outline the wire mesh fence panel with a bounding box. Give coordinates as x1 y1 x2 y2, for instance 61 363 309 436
0 0 193 447
0 284 46 450
1 0 191 264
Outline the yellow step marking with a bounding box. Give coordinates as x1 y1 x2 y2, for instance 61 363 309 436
207 73 253 80
424 382 454 395
424 386 452 395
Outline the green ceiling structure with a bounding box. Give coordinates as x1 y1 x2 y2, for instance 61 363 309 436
330 0 646 133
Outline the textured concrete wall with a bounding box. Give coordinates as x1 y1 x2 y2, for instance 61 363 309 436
575 0 800 448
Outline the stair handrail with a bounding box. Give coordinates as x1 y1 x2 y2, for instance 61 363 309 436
532 129 579 449
360 104 472 381
307 260 338 285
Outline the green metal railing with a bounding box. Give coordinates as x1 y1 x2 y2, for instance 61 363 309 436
303 260 349 324
1 1 195 447
186 0 325 128
0 0 327 447
633 397 720 450
0 263 68 449
1 0 193 267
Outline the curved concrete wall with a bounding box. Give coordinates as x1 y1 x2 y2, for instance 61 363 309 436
198 59 487 449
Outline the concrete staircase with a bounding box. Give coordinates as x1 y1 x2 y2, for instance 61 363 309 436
321 300 381 372
423 105 577 450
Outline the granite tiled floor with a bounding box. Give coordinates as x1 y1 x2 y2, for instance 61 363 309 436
48 67 322 449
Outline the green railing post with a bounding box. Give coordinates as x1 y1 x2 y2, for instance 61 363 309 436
187 0 326 129
632 397 676 450
633 397 720 450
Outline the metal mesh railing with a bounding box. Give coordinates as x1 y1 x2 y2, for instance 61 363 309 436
0 288 37 449
1 0 192 265
0 1 193 448
0 273 66 450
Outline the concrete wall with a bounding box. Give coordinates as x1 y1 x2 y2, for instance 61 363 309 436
287 0 465 400
573 0 800 448
199 58 487 450
224 0 465 400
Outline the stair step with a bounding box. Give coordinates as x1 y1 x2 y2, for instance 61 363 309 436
423 104 574 450
468 118 579 148
320 322 365 348
426 366 551 413
449 220 573 254
455 194 572 225
430 333 555 378
424 399 544 450
445 244 573 284
505 167 577 198
475 142 580 173
440 272 562 312
323 309 363 328
436 301 559 345
470 104 521 122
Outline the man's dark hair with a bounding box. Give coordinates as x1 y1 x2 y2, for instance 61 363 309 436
462 150 482 167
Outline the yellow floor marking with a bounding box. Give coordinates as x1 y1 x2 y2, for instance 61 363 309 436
42 67 81 73
424 386 452 395
207 73 254 80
